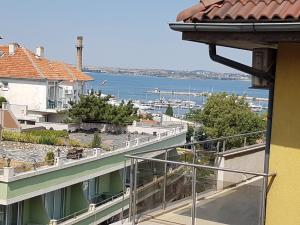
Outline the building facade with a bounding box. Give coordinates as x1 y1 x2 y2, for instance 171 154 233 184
0 43 93 123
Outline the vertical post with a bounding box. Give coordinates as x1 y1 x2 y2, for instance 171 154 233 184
216 141 220 153
129 158 134 222
191 165 197 225
121 159 127 224
244 137 247 147
191 145 197 225
132 159 138 225
260 82 275 225
162 149 168 210
192 145 196 164
260 175 268 225
222 140 226 152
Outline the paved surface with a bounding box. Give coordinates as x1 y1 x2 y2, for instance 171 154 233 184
139 180 263 225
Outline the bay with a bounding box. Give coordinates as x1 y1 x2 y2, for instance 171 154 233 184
89 72 269 116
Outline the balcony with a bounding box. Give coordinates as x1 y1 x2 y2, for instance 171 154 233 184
117 131 276 225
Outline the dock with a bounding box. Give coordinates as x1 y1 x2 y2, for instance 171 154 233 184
146 89 269 102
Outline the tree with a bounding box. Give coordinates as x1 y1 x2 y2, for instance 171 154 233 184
91 132 101 148
68 94 138 126
165 104 174 117
187 93 265 148
0 97 7 108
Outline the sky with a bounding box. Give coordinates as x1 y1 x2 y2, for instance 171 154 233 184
0 0 251 73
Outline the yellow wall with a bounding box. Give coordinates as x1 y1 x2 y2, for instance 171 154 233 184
266 43 300 225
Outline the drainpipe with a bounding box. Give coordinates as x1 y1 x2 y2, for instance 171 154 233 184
208 44 274 83
261 82 274 225
208 44 276 225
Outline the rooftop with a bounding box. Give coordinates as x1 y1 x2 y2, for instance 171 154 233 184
177 0 300 23
0 44 93 81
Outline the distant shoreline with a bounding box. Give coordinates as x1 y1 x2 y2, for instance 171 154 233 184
87 71 251 81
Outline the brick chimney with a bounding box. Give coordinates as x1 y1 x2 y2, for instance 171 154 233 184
76 36 83 71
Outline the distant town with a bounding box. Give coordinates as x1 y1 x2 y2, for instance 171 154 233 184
83 66 251 80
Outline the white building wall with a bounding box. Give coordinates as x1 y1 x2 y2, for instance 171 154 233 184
0 79 47 111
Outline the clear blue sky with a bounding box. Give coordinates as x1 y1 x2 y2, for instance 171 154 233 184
0 0 251 73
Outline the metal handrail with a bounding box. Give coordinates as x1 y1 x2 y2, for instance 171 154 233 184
125 133 275 225
128 130 266 157
56 192 124 223
126 154 275 178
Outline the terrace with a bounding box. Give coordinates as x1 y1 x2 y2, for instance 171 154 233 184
116 131 276 225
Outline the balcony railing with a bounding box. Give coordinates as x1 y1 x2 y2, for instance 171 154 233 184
122 131 276 225
0 124 187 179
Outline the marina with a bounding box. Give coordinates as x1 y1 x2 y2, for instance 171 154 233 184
89 73 269 116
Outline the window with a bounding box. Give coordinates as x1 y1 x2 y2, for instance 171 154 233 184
44 189 66 219
2 82 8 91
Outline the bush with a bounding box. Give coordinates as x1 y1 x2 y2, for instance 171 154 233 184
0 97 7 108
91 132 101 148
45 151 55 165
2 130 69 146
38 135 57 145
25 130 69 138
69 139 81 147
2 130 38 143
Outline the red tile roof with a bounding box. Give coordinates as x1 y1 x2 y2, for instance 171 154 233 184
0 44 93 81
177 0 300 23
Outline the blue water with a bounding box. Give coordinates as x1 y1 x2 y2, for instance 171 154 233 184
89 72 268 99
88 72 269 116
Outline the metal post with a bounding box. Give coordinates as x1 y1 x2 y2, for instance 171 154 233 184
244 137 247 147
121 159 127 224
132 159 138 225
216 141 220 153
261 82 275 225
162 149 168 210
128 158 134 222
222 140 226 152
191 165 197 225
192 145 196 164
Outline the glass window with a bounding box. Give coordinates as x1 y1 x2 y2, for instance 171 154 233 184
0 205 5 225
44 189 66 219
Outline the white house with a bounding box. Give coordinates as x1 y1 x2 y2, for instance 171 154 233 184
0 43 93 124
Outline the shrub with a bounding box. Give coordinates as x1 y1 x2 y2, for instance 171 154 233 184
91 132 101 148
38 135 57 145
100 144 111 152
25 130 69 138
45 151 55 165
2 130 38 143
0 97 7 108
69 139 81 147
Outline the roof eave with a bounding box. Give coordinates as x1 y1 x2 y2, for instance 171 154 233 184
169 22 300 50
169 22 300 33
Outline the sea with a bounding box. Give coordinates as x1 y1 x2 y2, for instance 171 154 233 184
88 72 269 116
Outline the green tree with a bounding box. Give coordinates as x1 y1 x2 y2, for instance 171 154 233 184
68 94 138 126
91 132 101 148
187 93 265 148
165 104 174 117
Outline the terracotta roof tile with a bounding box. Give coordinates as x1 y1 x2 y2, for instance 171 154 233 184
0 45 93 81
177 0 300 22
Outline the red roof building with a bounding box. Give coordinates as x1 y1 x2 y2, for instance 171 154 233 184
177 0 300 22
0 44 92 81
0 43 93 123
